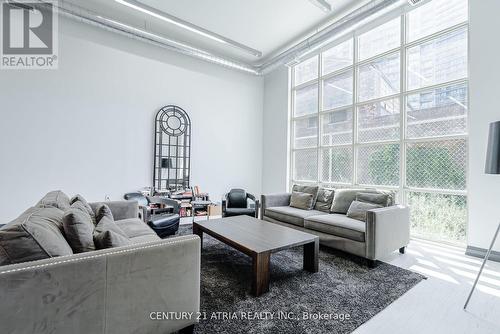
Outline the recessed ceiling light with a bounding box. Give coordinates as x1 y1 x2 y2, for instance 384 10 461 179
114 0 262 57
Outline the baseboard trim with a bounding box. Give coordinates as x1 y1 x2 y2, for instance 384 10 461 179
465 245 500 263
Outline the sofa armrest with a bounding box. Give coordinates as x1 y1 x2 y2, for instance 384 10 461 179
260 193 291 219
90 200 139 220
365 205 410 260
0 235 201 334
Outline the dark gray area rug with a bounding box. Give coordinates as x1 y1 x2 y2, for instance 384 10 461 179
174 224 424 334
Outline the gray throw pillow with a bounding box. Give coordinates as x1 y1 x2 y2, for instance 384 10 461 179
94 230 131 249
314 188 334 212
356 192 390 207
0 207 73 266
70 194 96 225
95 204 114 223
62 204 95 253
289 192 314 210
292 185 319 205
94 216 128 239
346 201 383 222
330 189 364 214
36 190 71 211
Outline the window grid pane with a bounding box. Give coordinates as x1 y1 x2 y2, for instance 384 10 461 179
321 147 353 184
408 191 467 243
357 144 400 186
407 27 468 91
406 82 468 139
294 56 318 86
321 109 353 146
358 52 400 102
406 139 467 190
293 150 318 182
358 98 400 143
322 39 354 75
294 83 318 117
293 117 318 149
407 0 468 42
358 17 401 61
322 71 354 110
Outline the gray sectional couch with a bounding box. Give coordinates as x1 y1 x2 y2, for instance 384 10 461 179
0 191 200 334
261 187 410 265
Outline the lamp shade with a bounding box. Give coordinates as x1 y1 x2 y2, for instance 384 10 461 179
485 121 500 174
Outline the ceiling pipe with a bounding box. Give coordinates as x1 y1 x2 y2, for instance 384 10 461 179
308 0 332 12
24 0 407 76
114 0 263 58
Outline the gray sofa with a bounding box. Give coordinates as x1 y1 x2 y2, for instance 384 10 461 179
261 188 409 266
0 195 200 334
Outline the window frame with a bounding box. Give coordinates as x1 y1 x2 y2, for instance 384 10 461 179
289 1 469 242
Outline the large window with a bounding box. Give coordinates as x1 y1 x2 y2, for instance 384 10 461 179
290 0 468 244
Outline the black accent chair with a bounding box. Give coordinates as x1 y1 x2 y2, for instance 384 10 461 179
222 189 259 218
124 192 180 238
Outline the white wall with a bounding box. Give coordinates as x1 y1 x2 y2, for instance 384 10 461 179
261 67 290 194
0 17 263 222
467 0 500 251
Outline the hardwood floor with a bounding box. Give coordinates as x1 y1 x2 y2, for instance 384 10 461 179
355 238 500 334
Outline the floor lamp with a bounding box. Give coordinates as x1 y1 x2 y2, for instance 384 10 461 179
464 121 500 310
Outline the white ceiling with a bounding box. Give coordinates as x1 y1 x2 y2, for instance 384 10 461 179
63 0 362 65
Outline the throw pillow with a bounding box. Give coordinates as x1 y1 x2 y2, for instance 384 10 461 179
95 204 114 223
330 189 364 214
94 230 131 249
292 185 319 206
36 190 71 211
346 201 383 222
356 192 390 207
94 216 128 239
314 188 334 212
70 194 96 225
62 203 96 253
289 192 314 210
0 207 73 266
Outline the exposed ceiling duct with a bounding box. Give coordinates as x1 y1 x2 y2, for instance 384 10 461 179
308 0 333 12
20 0 408 76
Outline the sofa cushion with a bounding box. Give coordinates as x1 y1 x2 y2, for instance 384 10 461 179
0 207 73 266
346 201 383 222
265 206 327 227
95 204 114 223
94 230 132 249
356 192 394 206
292 185 319 205
115 218 157 239
331 188 395 214
70 194 97 225
289 192 314 210
36 190 71 211
314 188 335 212
62 203 96 253
94 216 128 238
128 234 161 244
305 214 366 242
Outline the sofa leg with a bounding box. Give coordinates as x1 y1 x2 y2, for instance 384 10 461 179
399 247 406 254
179 324 194 334
367 259 378 268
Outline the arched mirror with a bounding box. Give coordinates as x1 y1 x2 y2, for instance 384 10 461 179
153 105 191 192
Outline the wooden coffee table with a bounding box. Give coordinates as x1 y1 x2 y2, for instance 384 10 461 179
193 215 319 296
